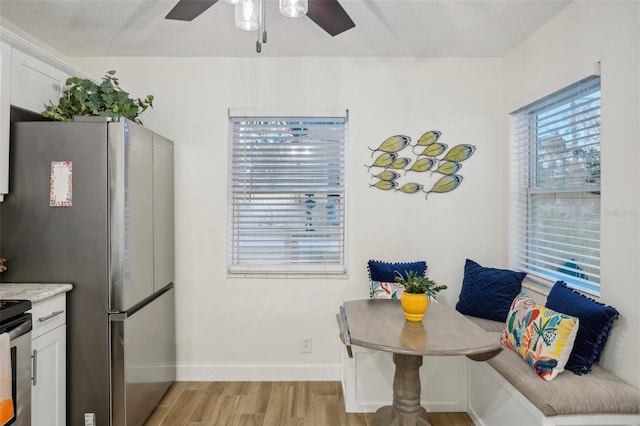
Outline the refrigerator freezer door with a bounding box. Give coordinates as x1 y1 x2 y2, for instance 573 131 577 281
111 285 176 426
3 121 112 426
109 120 155 312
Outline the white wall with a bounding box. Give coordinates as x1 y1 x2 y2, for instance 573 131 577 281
71 56 505 379
503 1 640 387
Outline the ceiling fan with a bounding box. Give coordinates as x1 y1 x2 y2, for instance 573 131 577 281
165 0 356 37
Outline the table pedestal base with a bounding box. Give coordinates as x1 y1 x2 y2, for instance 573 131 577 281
371 353 431 426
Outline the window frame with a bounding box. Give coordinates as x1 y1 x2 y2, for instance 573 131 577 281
510 76 601 295
227 111 348 276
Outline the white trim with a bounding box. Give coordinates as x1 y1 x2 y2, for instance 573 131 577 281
229 107 348 118
0 26 92 81
176 361 341 382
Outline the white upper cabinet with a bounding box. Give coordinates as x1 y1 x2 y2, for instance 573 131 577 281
11 48 70 114
0 27 85 201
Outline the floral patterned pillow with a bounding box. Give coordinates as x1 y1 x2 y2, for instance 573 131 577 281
501 294 580 381
370 281 405 300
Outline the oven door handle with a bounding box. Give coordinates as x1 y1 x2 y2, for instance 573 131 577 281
32 348 38 386
7 316 32 340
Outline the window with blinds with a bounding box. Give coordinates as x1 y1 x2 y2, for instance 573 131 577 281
510 76 601 295
228 113 347 274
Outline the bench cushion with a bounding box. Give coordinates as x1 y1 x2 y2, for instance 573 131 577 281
487 340 640 416
466 315 640 417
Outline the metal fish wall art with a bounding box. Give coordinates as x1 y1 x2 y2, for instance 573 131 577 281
370 180 397 190
373 170 402 181
366 152 397 171
369 135 411 157
366 130 476 200
389 157 412 170
417 143 448 157
406 157 436 175
433 161 461 176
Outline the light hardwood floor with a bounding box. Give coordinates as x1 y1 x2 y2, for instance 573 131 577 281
144 381 475 426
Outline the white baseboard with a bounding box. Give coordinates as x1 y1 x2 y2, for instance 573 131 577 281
176 362 341 382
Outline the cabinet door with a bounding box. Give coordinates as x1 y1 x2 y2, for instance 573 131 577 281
0 41 10 200
11 48 69 114
31 326 66 426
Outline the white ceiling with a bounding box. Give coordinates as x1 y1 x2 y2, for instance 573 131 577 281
0 0 572 57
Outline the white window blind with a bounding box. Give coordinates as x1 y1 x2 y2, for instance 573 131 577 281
228 113 347 274
510 76 601 295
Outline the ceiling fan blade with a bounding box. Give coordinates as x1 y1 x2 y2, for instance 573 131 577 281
306 0 355 37
165 0 219 21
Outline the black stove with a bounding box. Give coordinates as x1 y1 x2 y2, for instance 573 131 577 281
0 299 32 322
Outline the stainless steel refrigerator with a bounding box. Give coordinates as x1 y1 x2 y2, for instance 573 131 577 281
0 117 176 426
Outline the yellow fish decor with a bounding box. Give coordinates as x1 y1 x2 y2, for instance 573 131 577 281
417 130 441 146
369 135 411 157
389 157 412 170
425 175 463 199
396 182 423 194
366 152 397 171
406 157 436 175
367 130 476 201
370 180 398 190
373 170 402 181
433 161 462 176
417 143 448 157
442 144 476 162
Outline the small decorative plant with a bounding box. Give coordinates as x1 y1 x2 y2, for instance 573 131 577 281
42 70 154 124
394 270 447 297
0 258 6 273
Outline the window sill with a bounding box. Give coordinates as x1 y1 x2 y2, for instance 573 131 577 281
521 276 552 297
226 272 349 280
521 274 601 301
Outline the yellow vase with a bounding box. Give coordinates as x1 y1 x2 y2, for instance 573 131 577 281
401 293 429 321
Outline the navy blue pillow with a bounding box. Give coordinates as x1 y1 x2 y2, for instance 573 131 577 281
367 260 427 283
455 259 526 322
545 281 619 375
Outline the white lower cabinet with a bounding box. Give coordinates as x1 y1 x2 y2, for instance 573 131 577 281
31 294 66 426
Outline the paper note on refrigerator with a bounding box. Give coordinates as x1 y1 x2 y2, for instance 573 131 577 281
50 161 73 207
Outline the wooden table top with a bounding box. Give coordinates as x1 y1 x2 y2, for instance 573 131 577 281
339 299 502 360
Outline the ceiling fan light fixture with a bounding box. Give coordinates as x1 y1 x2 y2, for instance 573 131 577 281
235 0 261 31
279 0 308 18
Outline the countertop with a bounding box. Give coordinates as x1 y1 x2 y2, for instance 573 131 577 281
0 283 73 303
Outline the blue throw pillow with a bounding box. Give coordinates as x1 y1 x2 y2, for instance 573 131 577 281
367 260 427 283
545 281 619 375
455 259 526 322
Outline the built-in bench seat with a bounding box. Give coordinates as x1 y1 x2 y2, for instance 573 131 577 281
466 315 640 426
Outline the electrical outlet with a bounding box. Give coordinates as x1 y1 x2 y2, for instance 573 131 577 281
84 413 96 426
300 337 312 353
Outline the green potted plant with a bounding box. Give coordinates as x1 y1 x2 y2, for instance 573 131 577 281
42 70 154 124
394 270 447 321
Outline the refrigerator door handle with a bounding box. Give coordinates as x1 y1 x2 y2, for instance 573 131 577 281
109 282 174 320
109 313 128 321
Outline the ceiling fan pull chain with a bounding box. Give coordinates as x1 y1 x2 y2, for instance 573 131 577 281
262 0 267 44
